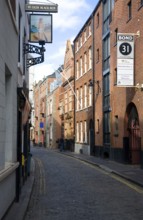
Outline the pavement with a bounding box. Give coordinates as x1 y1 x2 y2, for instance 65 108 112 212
3 148 143 220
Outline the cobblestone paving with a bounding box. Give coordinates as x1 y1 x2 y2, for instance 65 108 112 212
24 147 143 220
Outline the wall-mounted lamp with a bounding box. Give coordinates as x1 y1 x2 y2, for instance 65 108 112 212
135 83 143 91
88 80 101 95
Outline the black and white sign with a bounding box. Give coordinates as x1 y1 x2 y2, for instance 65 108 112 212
117 33 134 86
119 43 132 56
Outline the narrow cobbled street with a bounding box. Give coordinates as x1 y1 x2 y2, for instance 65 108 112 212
24 147 143 220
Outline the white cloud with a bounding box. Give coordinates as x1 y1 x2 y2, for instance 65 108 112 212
28 0 95 83
53 0 91 31
30 63 54 83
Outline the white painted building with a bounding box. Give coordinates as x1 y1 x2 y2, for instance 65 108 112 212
0 1 30 218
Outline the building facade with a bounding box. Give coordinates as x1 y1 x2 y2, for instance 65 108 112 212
47 85 62 149
109 0 143 165
73 0 143 168
33 74 56 146
58 40 75 151
0 0 30 218
74 9 95 155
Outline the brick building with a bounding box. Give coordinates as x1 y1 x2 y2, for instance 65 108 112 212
74 0 143 167
47 85 62 149
33 74 55 145
58 40 75 151
109 0 143 165
74 3 99 155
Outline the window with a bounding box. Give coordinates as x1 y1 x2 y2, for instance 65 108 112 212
65 93 68 113
76 60 79 79
88 47 92 70
80 87 83 109
84 84 87 108
80 122 83 142
84 121 87 143
97 12 99 28
84 53 87 73
80 35 82 47
50 124 53 140
114 28 118 45
103 0 110 34
78 38 80 49
89 23 92 36
103 73 110 110
76 89 79 110
96 48 99 63
50 99 52 114
103 35 110 71
76 122 79 142
114 115 119 136
128 1 132 20
84 29 87 42
76 41 78 52
96 119 100 134
103 112 110 145
69 90 72 111
114 68 117 85
89 85 92 106
80 57 83 76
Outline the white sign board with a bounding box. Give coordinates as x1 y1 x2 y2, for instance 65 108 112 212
117 34 134 86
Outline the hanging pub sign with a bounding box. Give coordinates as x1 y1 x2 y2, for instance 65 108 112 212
25 4 58 13
117 33 134 86
29 14 52 43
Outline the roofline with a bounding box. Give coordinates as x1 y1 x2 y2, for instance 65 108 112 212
73 0 102 42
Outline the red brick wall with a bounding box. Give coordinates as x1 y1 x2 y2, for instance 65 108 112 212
110 1 143 149
94 2 103 147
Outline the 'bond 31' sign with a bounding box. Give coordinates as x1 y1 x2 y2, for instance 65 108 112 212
117 33 134 86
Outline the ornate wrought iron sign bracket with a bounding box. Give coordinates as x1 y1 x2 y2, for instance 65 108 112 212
23 41 46 68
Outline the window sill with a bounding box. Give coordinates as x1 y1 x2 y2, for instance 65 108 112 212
0 162 19 183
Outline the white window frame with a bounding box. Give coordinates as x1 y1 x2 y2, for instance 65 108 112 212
80 57 83 77
76 122 79 142
89 22 92 36
80 87 83 109
88 47 92 70
84 121 87 143
84 84 87 108
80 121 83 143
84 52 87 73
76 60 79 79
76 89 79 110
65 93 68 113
89 86 92 106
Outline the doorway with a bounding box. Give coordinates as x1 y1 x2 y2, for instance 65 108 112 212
125 103 141 164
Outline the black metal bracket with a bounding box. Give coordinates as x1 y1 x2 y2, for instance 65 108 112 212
23 41 46 68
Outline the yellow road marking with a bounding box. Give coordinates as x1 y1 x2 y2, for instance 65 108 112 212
58 153 143 194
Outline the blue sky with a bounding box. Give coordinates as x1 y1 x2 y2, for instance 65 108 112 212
29 0 99 82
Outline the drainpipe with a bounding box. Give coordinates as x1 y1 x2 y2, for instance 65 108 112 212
73 44 76 152
92 12 95 156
